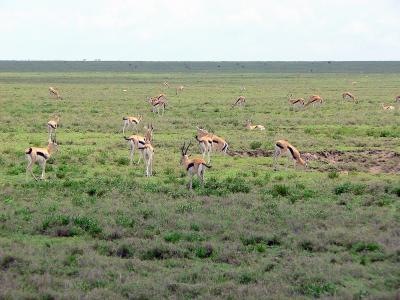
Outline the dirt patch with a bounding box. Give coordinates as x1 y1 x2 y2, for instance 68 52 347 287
227 149 400 174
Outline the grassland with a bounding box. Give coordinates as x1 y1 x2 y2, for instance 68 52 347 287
0 70 400 299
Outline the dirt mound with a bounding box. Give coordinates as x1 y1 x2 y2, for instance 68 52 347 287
228 149 400 174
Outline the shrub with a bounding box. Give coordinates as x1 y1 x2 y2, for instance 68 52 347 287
164 232 182 243
195 244 213 258
73 216 102 236
250 141 262 150
328 171 339 179
334 182 366 195
116 244 134 258
272 184 290 197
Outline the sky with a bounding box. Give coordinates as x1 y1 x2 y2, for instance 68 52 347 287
1 0 400 61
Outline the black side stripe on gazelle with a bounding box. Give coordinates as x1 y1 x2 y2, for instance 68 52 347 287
26 148 32 154
222 143 228 151
49 123 56 129
186 162 194 171
37 151 49 159
139 140 145 145
276 143 284 149
287 146 295 158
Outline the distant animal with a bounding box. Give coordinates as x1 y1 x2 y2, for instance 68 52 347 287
395 95 400 102
274 140 307 170
176 85 184 95
47 115 60 142
305 95 323 107
163 81 170 88
240 86 246 92
124 125 153 165
245 120 265 130
122 89 128 92
147 94 167 115
180 140 211 190
196 127 229 154
232 96 246 108
342 92 357 103
287 94 305 107
139 124 154 177
122 115 143 135
49 87 62 100
195 132 213 164
25 140 58 181
382 104 395 110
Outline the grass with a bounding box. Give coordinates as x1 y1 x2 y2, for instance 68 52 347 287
0 69 399 299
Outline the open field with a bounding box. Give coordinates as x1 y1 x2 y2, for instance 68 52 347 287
0 70 400 299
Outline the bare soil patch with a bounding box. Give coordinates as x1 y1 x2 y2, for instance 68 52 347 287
228 149 400 174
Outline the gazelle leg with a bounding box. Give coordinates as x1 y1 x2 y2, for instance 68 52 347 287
273 148 280 171
122 123 127 135
137 150 142 164
26 157 38 181
199 167 205 187
40 160 46 180
129 143 135 165
188 174 193 190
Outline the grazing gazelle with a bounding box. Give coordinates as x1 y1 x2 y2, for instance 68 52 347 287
25 140 58 181
274 140 306 170
139 124 154 177
195 133 213 163
163 81 170 88
382 104 395 110
180 141 211 189
196 127 229 154
245 120 265 130
147 94 167 115
305 95 323 107
288 94 305 107
49 87 62 100
176 85 184 95
342 92 357 103
395 95 400 102
124 125 153 165
232 96 246 108
122 115 143 135
47 115 60 142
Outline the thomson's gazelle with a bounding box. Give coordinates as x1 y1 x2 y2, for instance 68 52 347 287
180 141 211 189
382 104 395 110
25 140 58 181
232 96 246 108
122 115 143 135
139 124 154 177
49 87 62 100
124 125 153 165
195 133 213 163
274 140 306 170
176 85 184 95
305 95 323 107
47 115 60 142
245 120 265 130
197 127 229 154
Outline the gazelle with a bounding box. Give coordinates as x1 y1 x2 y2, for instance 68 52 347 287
274 140 306 170
25 140 58 181
232 96 246 108
163 81 170 88
305 95 323 107
245 120 265 130
124 125 153 165
139 124 154 177
47 114 60 142
342 92 357 103
287 94 305 107
240 86 246 92
395 95 400 102
176 85 184 95
49 87 62 100
122 115 143 135
180 141 211 189
382 104 395 110
196 127 229 154
195 133 213 163
147 94 167 115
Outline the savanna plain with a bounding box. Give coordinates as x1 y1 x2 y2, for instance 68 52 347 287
0 68 400 299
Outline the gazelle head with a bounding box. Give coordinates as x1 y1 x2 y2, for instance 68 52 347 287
180 141 191 164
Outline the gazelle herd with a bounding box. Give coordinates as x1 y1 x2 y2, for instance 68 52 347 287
24 85 399 188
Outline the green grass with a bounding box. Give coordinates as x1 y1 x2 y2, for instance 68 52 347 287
0 69 400 299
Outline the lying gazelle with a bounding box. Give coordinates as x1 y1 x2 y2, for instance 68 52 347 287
138 124 154 177
147 94 167 115
180 141 211 189
197 127 229 154
395 95 400 102
49 86 62 100
232 96 246 108
245 120 265 130
305 95 323 107
288 94 305 107
47 114 60 142
342 92 357 103
25 139 58 181
122 115 143 135
195 133 213 163
274 140 307 170
176 85 184 95
382 104 395 110
124 124 153 165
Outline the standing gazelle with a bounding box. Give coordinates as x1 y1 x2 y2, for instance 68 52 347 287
147 94 167 115
124 125 153 165
176 85 184 95
122 115 143 135
232 96 246 108
25 140 58 181
288 94 305 107
195 133 213 163
196 127 229 154
395 95 400 102
180 141 211 189
245 120 265 130
274 140 307 170
49 87 62 100
47 115 60 142
139 124 154 177
342 92 357 103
